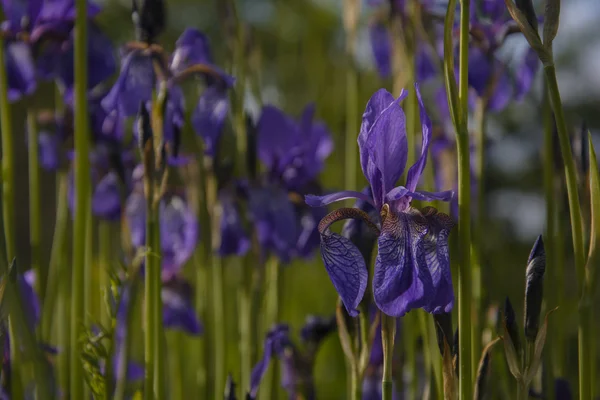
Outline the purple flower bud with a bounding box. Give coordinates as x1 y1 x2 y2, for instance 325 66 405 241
132 0 165 43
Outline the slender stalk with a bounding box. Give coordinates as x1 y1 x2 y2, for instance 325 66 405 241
152 208 164 399
471 97 486 379
543 65 588 400
265 256 280 331
381 315 396 400
343 0 359 190
27 110 43 301
115 277 140 400
239 256 253 395
516 380 529 400
403 314 417 399
98 221 112 327
194 152 211 397
542 86 558 397
350 364 361 400
144 175 156 399
70 0 91 395
0 24 15 263
456 0 473 398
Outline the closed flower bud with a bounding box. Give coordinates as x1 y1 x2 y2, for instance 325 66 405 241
504 297 522 353
132 0 166 43
515 0 538 32
524 235 546 342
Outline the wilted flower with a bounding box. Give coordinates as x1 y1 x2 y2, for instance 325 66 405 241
306 85 454 317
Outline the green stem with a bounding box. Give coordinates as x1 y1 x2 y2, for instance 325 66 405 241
578 303 592 399
542 86 558 396
206 163 226 397
70 0 90 395
263 256 280 400
457 0 473 398
239 256 254 395
98 221 112 328
350 364 361 400
0 22 15 263
403 314 417 399
144 179 156 400
344 0 359 190
114 278 140 400
381 314 396 400
471 97 486 379
517 379 529 400
152 197 165 398
543 65 587 400
27 110 43 302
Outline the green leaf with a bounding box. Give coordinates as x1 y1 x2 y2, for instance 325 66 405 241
443 0 459 130
524 308 557 383
586 133 600 297
543 0 561 48
502 323 522 380
474 337 501 400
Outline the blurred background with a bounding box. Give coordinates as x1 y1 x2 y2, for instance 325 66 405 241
5 0 600 397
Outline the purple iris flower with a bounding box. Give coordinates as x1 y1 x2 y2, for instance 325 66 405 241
161 276 203 335
217 189 251 257
467 0 539 111
306 85 454 318
125 189 199 278
249 324 321 400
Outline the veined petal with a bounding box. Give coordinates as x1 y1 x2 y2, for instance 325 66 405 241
419 207 455 313
305 190 375 208
410 190 454 202
365 91 409 201
320 230 368 317
373 208 432 317
405 83 432 192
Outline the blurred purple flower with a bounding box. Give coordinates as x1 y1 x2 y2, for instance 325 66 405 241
125 189 199 277
5 40 36 101
191 85 229 157
218 190 251 257
161 276 203 335
306 85 454 317
113 285 144 385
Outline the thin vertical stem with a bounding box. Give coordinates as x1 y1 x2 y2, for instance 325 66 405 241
542 87 558 397
27 110 43 301
457 0 473 398
543 65 587 400
263 256 280 400
381 314 396 400
0 24 15 263
152 205 164 398
343 0 359 190
471 97 486 378
144 178 156 400
239 256 253 395
70 0 90 395
98 221 112 328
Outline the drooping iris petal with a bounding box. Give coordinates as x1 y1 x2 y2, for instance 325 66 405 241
305 190 375 208
249 186 297 262
320 230 368 317
342 186 379 263
419 207 454 313
5 40 36 102
373 208 433 317
369 22 391 79
91 172 121 220
467 47 493 97
218 191 250 257
299 315 336 345
162 278 203 335
405 84 432 193
101 49 155 117
257 106 299 172
295 204 327 259
159 195 199 276
249 330 276 398
192 85 229 157
486 64 512 112
170 28 213 72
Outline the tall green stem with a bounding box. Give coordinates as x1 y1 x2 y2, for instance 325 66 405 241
0 28 14 264
471 97 486 378
98 221 112 328
27 110 43 301
456 0 473 398
152 209 164 398
343 0 359 190
70 0 90 396
543 65 587 400
263 256 281 400
542 87 558 395
239 256 254 395
381 315 396 400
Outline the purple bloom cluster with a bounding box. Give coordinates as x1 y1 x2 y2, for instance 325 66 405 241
307 84 454 318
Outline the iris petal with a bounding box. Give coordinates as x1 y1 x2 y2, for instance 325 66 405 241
369 22 392 79
405 83 432 192
320 231 368 317
305 190 375 208
373 208 433 317
192 85 229 157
